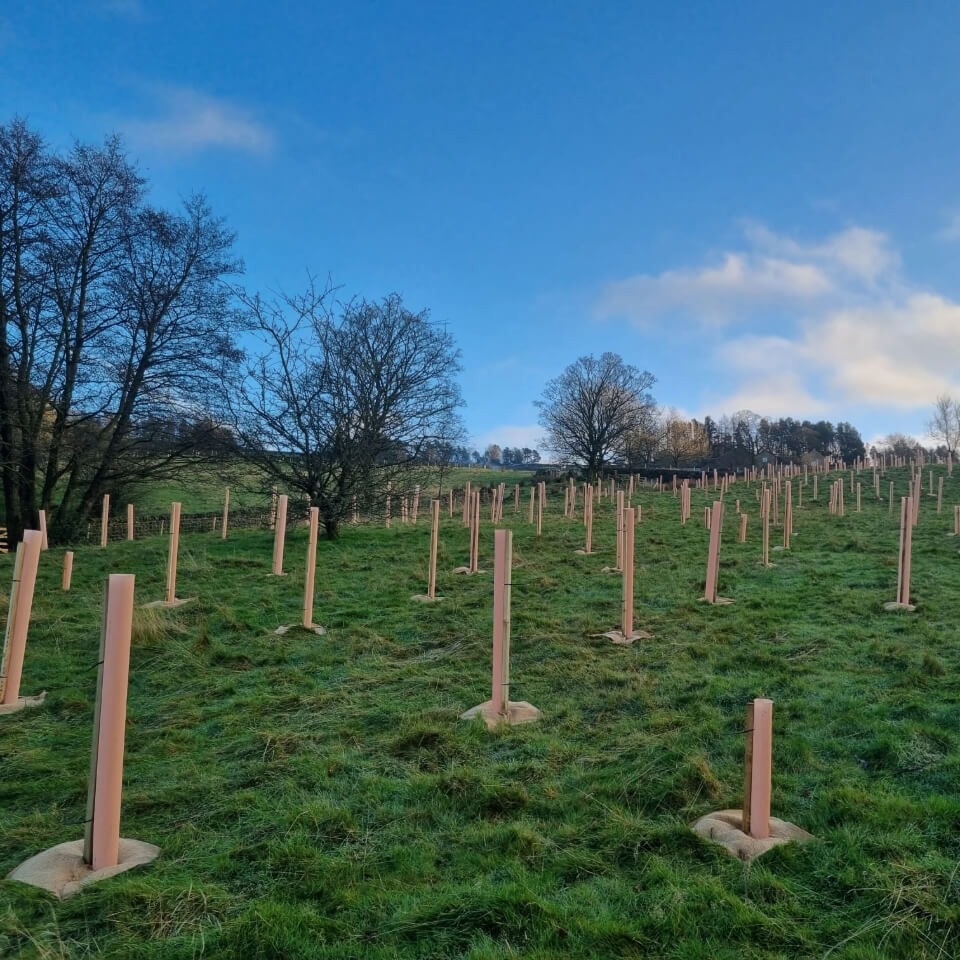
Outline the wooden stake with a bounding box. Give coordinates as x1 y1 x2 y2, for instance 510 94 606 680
621 507 635 634
165 502 182 602
783 481 792 549
703 501 725 602
62 551 74 591
303 507 319 628
586 485 594 553
271 495 288 575
221 488 230 539
615 490 624 570
127 504 134 541
0 531 42 705
38 510 48 550
761 488 771 567
101 494 110 548
471 492 480 574
428 499 440 599
83 573 135 870
742 698 773 840
897 496 914 607
492 529 512 716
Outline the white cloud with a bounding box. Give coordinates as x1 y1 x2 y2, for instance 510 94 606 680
812 294 960 406
598 251 832 325
597 223 901 327
742 222 899 284
124 87 273 155
708 373 828 420
600 221 960 420
709 292 960 416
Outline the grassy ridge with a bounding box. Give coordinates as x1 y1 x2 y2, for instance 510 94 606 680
1 467 959 958
128 464 533 516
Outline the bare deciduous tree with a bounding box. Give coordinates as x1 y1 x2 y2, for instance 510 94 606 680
228 281 463 538
658 409 710 466
623 404 662 467
927 394 960 456
536 352 656 476
880 432 919 459
0 118 240 546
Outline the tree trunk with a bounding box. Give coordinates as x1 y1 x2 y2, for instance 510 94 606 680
322 515 340 540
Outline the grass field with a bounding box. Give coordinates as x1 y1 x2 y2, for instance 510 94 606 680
127 464 533 517
2 466 959 958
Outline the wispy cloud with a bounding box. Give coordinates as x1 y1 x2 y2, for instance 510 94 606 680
599 221 960 419
597 223 900 327
124 86 273 155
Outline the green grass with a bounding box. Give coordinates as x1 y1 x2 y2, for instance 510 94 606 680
1 466 959 958
128 464 533 516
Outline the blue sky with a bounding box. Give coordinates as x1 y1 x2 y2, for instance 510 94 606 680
3 1 960 453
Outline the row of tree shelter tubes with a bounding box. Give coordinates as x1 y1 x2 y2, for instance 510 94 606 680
0 451 946 891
